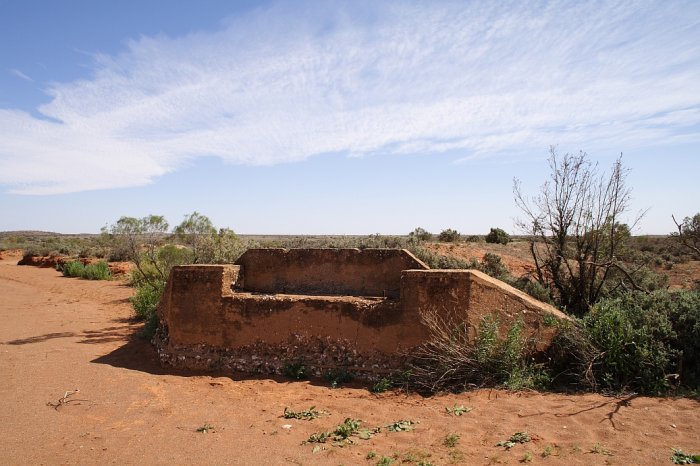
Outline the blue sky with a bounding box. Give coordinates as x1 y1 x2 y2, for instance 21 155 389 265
1 0 698 235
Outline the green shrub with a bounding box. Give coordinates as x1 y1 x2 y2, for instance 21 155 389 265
506 277 554 304
61 260 111 280
667 290 700 387
485 227 511 245
548 290 700 394
131 281 165 321
83 261 111 280
130 280 165 339
480 253 509 279
583 297 675 393
438 228 460 242
62 261 85 278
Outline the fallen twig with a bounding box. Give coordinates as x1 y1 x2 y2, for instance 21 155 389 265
46 389 90 410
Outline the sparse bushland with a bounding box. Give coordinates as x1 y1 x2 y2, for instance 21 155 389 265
1 232 108 258
485 227 511 245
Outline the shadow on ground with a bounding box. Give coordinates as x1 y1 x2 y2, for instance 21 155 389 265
90 328 374 390
3 319 141 346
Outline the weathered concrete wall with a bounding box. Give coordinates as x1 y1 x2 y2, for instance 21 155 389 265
156 249 569 377
234 248 428 297
401 269 568 351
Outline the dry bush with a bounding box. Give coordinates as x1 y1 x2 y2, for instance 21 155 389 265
407 308 548 394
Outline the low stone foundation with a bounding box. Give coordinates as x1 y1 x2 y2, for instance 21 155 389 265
154 329 401 380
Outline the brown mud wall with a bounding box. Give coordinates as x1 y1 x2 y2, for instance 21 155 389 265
156 249 568 378
234 248 428 297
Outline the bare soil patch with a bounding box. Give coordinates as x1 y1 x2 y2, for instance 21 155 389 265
1 251 698 465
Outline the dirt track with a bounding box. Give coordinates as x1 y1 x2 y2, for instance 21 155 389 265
1 252 698 465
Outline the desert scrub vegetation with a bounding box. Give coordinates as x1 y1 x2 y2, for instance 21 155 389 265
545 289 700 394
60 260 111 280
408 288 700 395
0 231 110 258
101 211 248 337
408 310 549 393
485 227 511 245
438 228 460 242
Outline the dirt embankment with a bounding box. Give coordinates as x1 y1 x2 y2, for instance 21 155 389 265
0 250 698 465
16 252 132 275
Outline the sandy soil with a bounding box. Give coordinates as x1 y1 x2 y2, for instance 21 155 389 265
1 251 698 466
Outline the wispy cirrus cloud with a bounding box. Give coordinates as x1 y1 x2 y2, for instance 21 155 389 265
1 1 699 194
8 68 33 82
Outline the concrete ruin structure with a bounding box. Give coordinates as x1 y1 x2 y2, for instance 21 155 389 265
155 248 569 379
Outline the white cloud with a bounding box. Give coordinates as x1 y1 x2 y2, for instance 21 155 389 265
1 1 699 194
8 68 33 82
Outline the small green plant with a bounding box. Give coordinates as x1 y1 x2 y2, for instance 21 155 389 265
444 433 460 447
445 405 472 416
282 359 307 380
376 457 394 466
485 227 511 245
542 445 554 457
542 313 559 327
371 378 393 393
324 367 353 388
671 448 700 464
590 443 613 456
496 432 531 449
306 418 378 445
366 451 377 459
283 406 328 420
196 422 214 433
521 451 533 462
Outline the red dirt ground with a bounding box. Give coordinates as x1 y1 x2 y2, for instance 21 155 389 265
1 251 698 465
427 241 700 290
